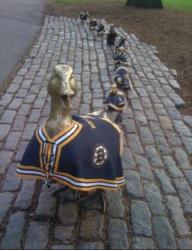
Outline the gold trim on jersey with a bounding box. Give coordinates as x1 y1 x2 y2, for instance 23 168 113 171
107 103 124 111
57 171 124 183
35 130 44 169
17 164 125 191
42 121 75 142
101 117 124 155
51 176 125 191
54 123 83 172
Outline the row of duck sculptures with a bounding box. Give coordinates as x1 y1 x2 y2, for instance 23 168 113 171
16 15 133 213
79 11 129 69
79 11 133 123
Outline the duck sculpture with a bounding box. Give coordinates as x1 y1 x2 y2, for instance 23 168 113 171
96 22 105 36
114 52 128 70
16 64 125 211
89 19 98 30
114 66 133 91
106 25 118 47
115 35 128 55
79 11 89 23
104 83 126 123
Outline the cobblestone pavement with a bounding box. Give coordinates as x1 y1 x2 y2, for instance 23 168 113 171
0 16 192 249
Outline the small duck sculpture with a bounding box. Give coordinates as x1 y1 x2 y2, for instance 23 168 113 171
104 83 126 123
115 35 128 55
79 11 89 23
96 22 105 36
106 25 118 47
114 52 128 70
89 19 98 30
114 66 133 91
16 64 125 212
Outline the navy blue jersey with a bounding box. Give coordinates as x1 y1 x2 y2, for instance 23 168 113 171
17 115 125 191
114 67 132 90
105 94 125 111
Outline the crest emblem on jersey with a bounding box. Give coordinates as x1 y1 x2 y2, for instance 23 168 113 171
93 144 108 167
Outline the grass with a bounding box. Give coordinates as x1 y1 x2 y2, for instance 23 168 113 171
163 0 192 10
56 0 122 4
56 0 192 11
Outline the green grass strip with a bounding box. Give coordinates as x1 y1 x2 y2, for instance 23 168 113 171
163 0 192 10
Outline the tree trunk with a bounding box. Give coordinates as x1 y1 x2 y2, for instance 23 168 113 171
126 0 163 8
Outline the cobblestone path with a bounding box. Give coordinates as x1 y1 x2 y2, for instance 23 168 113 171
0 16 192 249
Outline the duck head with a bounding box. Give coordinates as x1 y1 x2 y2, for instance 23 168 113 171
48 64 78 108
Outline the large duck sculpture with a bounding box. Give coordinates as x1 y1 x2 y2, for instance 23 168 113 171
16 64 125 211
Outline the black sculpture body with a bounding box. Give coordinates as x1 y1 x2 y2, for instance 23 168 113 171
114 66 133 91
107 25 118 46
89 19 98 30
104 84 126 123
79 11 89 23
96 23 105 35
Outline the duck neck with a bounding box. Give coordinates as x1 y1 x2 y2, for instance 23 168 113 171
45 96 73 137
